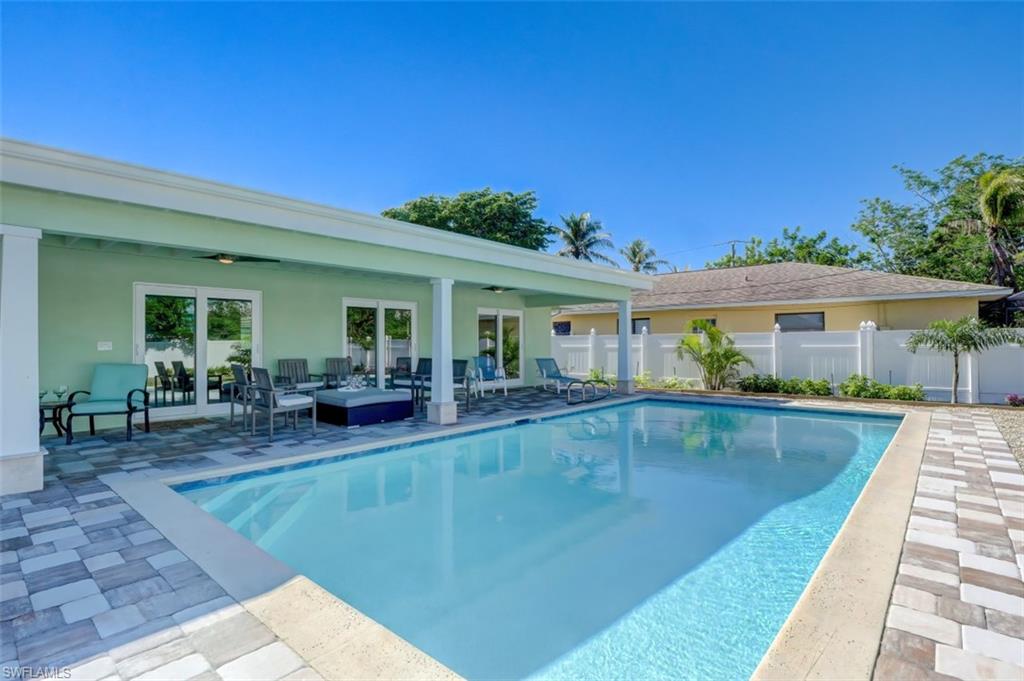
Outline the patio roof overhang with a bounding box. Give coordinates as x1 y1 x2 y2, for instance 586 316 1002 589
0 138 653 305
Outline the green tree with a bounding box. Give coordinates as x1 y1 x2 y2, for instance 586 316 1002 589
974 169 1024 288
620 239 669 273
382 188 553 250
852 154 1024 288
144 296 195 355
555 212 616 265
905 316 1023 404
706 227 870 269
677 319 753 390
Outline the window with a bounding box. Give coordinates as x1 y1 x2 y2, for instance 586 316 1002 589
631 318 651 334
552 321 571 336
690 318 717 333
775 312 825 332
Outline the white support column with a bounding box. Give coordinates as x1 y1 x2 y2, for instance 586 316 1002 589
771 323 782 378
0 225 44 494
587 328 596 376
965 352 979 405
639 327 648 378
617 300 634 394
428 278 457 424
864 321 876 379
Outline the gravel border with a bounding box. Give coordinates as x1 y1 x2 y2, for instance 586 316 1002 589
988 407 1024 468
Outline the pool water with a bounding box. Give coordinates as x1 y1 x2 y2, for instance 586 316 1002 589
180 400 900 680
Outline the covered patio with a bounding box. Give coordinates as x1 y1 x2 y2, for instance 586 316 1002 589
0 138 652 494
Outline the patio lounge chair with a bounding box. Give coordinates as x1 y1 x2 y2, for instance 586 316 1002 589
323 357 353 388
536 357 577 395
152 361 175 406
387 356 413 389
65 363 150 444
171 360 195 403
249 367 317 442
228 364 251 428
276 358 324 390
413 359 473 410
472 355 508 397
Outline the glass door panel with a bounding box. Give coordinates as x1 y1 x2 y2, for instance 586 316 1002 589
384 307 413 383
347 306 378 382
206 298 253 404
144 294 197 408
478 313 498 365
501 313 522 380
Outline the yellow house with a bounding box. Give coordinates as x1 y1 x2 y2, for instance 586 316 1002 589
552 262 1012 335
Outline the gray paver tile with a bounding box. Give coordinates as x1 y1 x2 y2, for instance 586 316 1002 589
61 593 111 624
92 604 145 638
30 579 100 611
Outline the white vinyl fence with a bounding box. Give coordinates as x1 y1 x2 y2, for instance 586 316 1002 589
551 323 1024 405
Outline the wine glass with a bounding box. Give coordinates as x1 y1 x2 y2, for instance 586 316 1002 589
39 389 48 402
53 385 68 402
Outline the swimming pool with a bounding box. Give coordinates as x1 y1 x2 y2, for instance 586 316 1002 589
178 399 900 680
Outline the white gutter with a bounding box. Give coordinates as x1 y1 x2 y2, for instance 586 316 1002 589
557 287 1014 314
0 138 653 291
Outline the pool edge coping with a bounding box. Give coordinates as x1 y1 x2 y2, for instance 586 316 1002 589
105 393 915 680
751 408 929 681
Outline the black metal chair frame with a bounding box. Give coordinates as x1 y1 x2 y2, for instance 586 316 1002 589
65 390 151 445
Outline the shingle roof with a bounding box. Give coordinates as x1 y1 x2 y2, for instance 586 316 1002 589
562 262 1011 313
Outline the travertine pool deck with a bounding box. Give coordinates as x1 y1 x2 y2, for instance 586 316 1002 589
1 391 1021 680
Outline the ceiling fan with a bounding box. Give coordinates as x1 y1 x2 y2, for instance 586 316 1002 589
194 253 279 265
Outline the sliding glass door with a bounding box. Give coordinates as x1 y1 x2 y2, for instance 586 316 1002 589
478 308 524 386
134 284 261 416
342 298 418 389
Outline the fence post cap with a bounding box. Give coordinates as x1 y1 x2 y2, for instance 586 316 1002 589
550 328 556 336
590 328 597 335
773 323 781 332
866 321 877 330
859 321 867 330
641 327 649 335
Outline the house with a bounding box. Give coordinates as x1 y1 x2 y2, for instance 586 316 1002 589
551 262 1012 335
0 138 652 493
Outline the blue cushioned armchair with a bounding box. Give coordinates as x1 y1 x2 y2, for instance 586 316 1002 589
65 364 150 444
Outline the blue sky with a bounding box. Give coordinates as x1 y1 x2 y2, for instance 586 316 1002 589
3 2 1022 269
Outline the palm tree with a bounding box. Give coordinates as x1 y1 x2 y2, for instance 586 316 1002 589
978 169 1024 289
906 316 1023 404
677 319 753 390
620 239 669 273
555 212 616 265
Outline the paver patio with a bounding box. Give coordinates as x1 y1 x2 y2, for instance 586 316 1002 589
1 392 1022 680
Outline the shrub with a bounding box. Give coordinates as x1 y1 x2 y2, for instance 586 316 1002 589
634 372 700 391
738 374 832 396
1007 393 1024 407
634 371 655 389
839 374 925 401
738 374 781 393
658 376 700 390
588 368 616 386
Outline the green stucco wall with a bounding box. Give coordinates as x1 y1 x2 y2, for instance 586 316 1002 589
39 244 554 430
